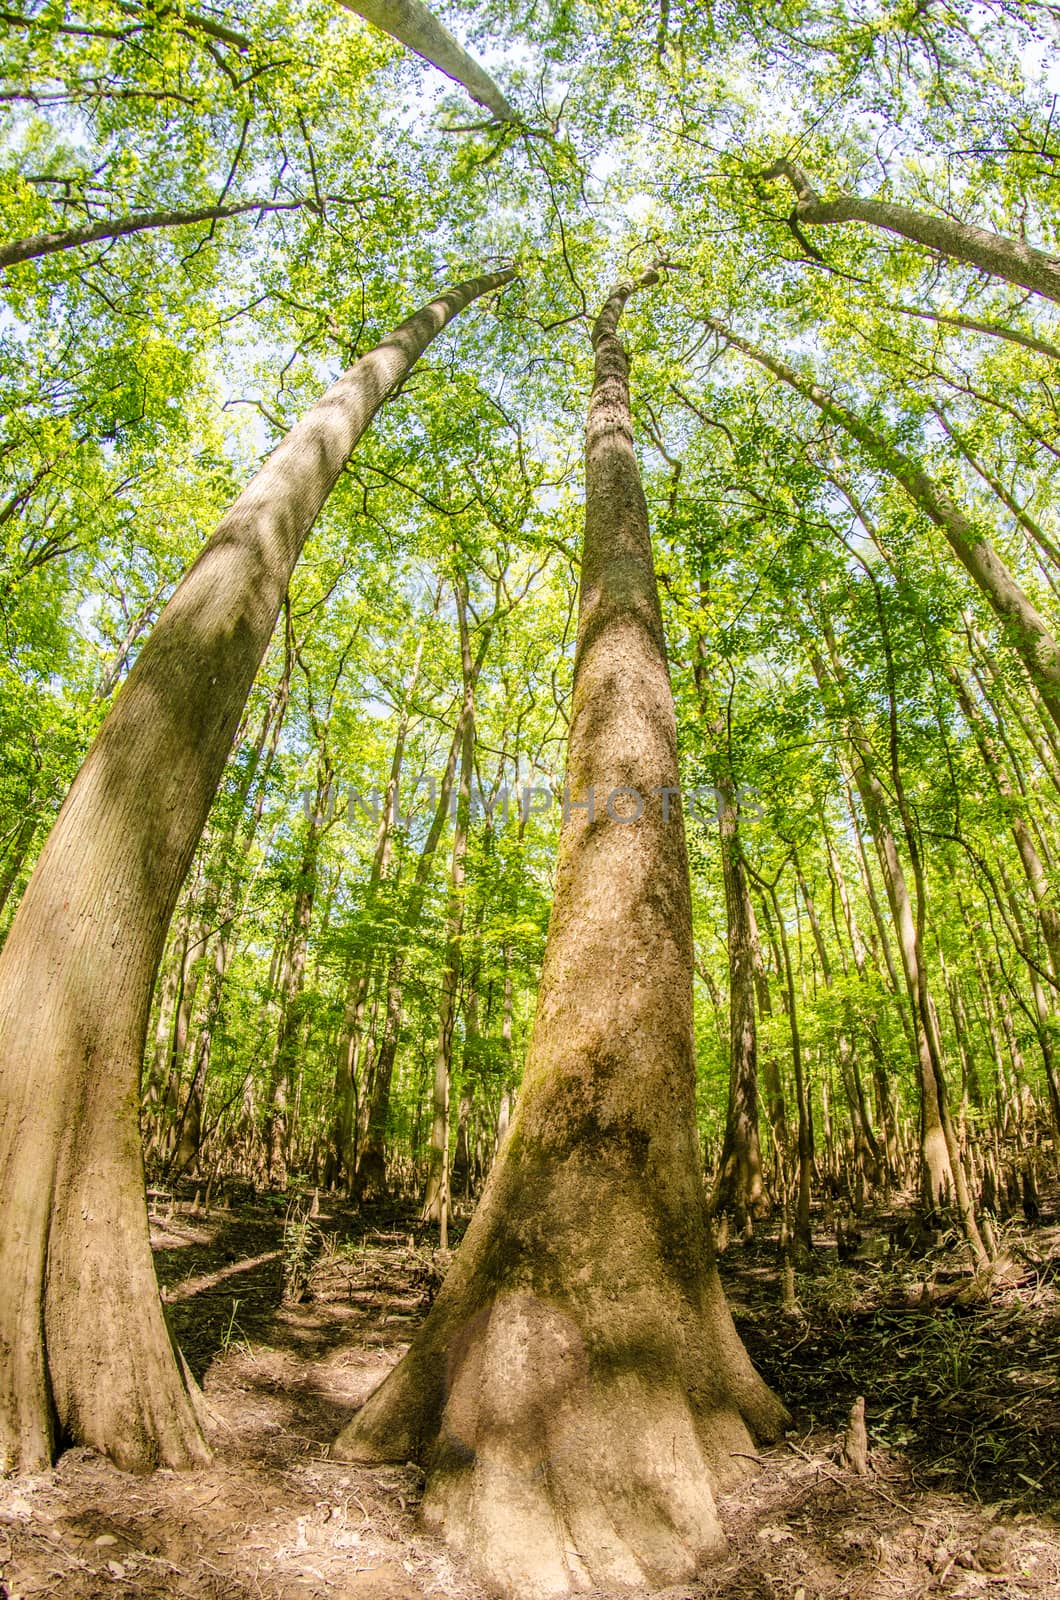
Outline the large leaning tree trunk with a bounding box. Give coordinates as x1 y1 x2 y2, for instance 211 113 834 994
0 267 513 1477
332 270 788 1598
337 0 517 122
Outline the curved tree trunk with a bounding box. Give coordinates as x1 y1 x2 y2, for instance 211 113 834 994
337 0 517 121
333 271 787 1597
761 159 1060 306
0 267 513 1476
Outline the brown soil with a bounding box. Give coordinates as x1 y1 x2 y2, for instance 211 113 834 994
1 1193 1057 1600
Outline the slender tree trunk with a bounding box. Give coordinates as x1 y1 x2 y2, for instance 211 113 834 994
0 197 307 271
160 933 206 1166
0 268 512 1475
353 630 493 1201
0 810 38 922
757 881 813 1252
326 613 430 1188
746 896 789 1164
795 853 880 1195
266 762 328 1188
821 814 898 1175
169 650 294 1176
452 870 487 1199
423 580 475 1224
494 949 516 1149
844 778 913 1043
333 270 787 1596
947 661 1060 976
711 775 766 1235
934 409 1060 593
94 583 166 701
811 614 988 1262
806 634 956 1215
171 930 229 1177
142 907 192 1155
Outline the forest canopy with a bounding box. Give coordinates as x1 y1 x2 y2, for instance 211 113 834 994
2 0 1060 1596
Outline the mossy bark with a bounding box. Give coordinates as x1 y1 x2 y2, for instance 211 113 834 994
333 273 787 1597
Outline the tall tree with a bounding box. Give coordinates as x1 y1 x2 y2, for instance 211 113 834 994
706 317 1060 739
333 268 786 1595
422 577 475 1225
0 267 512 1476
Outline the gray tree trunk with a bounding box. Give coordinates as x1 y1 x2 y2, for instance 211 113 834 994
338 0 517 121
762 159 1060 305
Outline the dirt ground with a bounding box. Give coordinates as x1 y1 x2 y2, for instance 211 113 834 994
1 1190 1058 1600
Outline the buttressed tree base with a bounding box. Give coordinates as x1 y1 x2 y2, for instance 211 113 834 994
332 272 788 1598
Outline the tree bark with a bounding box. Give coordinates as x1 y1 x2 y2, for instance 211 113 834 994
0 267 513 1475
422 579 475 1225
333 271 787 1596
712 775 767 1234
761 159 1060 305
0 197 306 271
337 0 517 121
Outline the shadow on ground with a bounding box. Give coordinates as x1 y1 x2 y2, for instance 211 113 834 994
723 1210 1060 1509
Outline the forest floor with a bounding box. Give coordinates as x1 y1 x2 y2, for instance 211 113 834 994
2 1187 1058 1600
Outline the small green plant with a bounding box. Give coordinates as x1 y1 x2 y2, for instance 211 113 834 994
218 1298 253 1359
